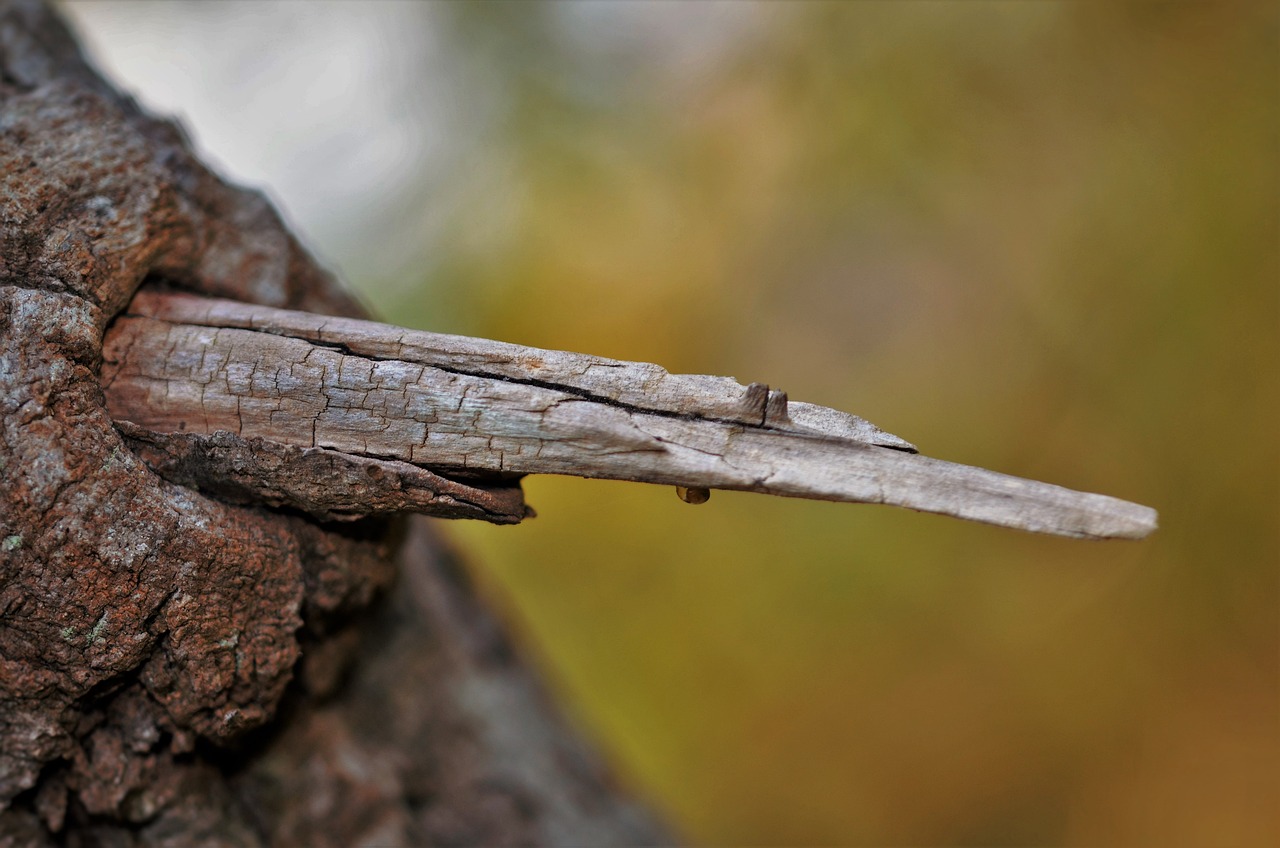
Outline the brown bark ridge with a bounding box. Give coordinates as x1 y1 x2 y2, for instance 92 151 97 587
0 1 668 844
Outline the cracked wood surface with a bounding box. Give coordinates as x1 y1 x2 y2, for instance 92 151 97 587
102 290 1158 540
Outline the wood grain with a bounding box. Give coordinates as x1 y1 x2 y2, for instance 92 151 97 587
101 291 1158 540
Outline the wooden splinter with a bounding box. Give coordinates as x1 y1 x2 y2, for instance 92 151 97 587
100 290 1158 540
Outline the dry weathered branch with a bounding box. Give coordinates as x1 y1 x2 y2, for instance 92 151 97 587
102 290 1158 540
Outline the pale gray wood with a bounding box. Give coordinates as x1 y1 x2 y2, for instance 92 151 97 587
101 292 1158 540
122 290 916 451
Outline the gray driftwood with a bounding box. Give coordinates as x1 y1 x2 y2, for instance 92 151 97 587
102 290 1157 540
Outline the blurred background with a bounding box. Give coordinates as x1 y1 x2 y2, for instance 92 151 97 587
62 2 1277 845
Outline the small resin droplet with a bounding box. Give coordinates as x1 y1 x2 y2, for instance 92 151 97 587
676 486 711 505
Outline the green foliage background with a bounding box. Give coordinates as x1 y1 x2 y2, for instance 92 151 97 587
352 3 1280 845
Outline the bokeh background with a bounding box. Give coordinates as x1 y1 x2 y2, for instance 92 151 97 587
63 2 1277 845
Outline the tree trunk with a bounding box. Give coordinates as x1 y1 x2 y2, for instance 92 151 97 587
0 1 668 844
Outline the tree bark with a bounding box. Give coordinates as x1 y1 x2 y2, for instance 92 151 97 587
0 1 667 844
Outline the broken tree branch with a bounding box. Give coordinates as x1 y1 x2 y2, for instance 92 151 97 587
101 290 1158 540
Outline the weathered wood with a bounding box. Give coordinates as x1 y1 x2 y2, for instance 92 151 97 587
114 421 530 524
112 289 917 450
101 291 1158 540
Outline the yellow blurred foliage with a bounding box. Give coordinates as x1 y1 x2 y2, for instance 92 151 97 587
373 2 1277 845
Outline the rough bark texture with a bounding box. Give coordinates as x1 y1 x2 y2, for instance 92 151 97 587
0 2 666 844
